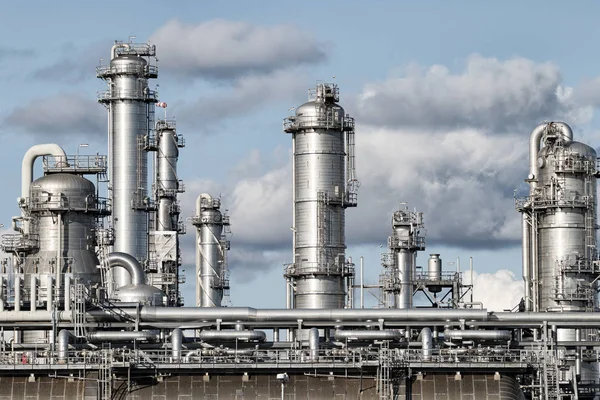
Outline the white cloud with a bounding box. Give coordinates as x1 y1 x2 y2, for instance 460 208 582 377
346 127 526 248
464 270 524 312
178 69 308 128
150 19 326 80
354 54 592 131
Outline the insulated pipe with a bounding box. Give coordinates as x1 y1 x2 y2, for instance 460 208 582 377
110 43 131 60
86 331 159 343
20 144 67 201
19 144 67 234
57 329 72 363
529 123 548 192
553 121 573 143
29 276 36 312
522 214 531 311
171 328 183 361
420 327 432 361
139 307 488 323
14 276 20 312
64 275 71 313
46 275 53 312
197 330 266 342
443 329 512 341
334 329 402 341
309 327 319 361
106 252 145 286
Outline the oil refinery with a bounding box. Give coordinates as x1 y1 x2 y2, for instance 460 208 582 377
0 39 598 400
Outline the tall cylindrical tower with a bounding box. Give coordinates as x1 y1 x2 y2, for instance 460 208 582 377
147 119 185 306
518 122 598 313
517 121 599 383
192 194 231 307
283 83 359 309
97 41 158 290
155 120 183 232
382 205 425 309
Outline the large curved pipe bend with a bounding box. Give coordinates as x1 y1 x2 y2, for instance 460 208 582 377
106 252 146 286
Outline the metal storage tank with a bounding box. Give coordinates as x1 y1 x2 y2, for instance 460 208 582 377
24 173 101 285
283 83 358 309
428 254 442 281
97 41 158 292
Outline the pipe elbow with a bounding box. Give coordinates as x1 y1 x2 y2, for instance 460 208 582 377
106 252 145 286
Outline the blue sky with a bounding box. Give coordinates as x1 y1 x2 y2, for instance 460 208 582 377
2 1 600 310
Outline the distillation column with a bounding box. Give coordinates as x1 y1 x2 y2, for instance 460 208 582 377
148 119 185 306
517 121 599 384
97 41 158 291
192 194 231 307
283 83 359 309
381 205 425 308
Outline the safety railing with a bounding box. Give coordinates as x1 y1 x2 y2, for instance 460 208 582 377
97 89 158 102
96 63 158 78
0 347 541 371
1 234 39 252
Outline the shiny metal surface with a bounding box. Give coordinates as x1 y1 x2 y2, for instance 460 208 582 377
24 174 100 285
171 328 183 361
107 252 165 305
519 122 598 315
537 140 597 311
308 327 319 360
428 254 442 281
284 83 356 309
106 252 145 286
420 327 432 361
333 329 402 341
192 194 230 307
444 329 512 341
197 330 266 342
382 205 425 308
86 330 159 342
155 121 181 231
98 45 158 289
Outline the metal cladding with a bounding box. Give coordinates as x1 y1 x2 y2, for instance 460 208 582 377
517 122 599 312
23 173 102 285
154 120 184 232
192 194 231 307
148 119 185 306
0 39 599 399
381 204 425 308
283 83 359 309
97 41 158 289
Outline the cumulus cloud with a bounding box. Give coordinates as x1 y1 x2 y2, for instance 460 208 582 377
4 92 105 140
178 54 600 276
178 69 308 128
150 19 326 80
346 127 526 248
464 270 524 312
354 55 592 132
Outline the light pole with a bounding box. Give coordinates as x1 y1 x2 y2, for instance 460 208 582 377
276 373 289 399
76 143 89 167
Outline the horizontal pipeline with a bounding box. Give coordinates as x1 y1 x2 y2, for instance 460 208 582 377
334 330 403 341
138 307 489 323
